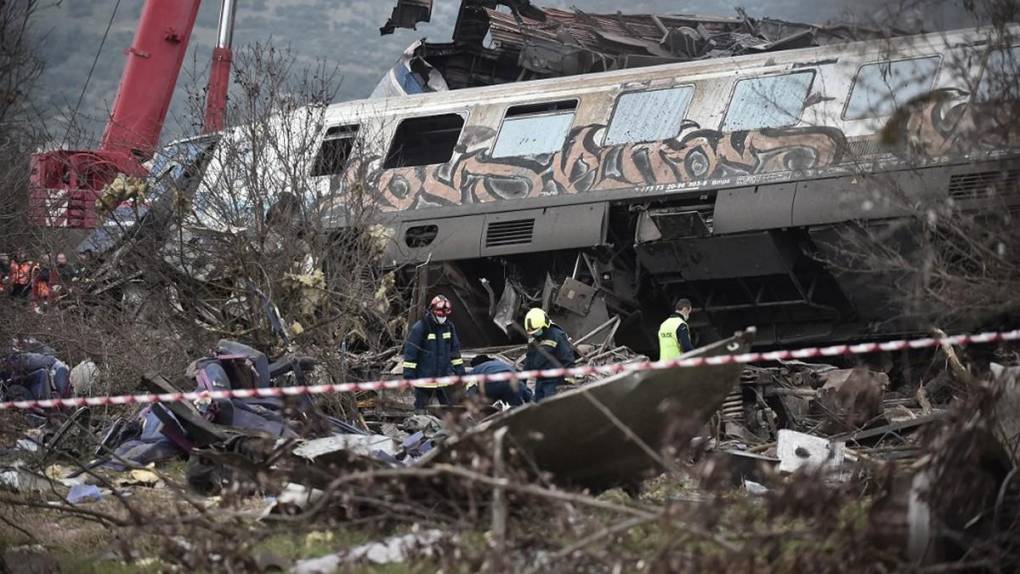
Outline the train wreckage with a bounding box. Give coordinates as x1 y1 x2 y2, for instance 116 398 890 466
32 1 1020 354
7 2 1020 569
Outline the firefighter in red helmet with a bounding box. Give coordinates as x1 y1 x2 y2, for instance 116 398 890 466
401 295 467 410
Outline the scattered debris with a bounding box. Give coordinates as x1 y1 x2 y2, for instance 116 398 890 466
816 368 887 433
378 1 895 89
66 483 104 504
292 529 444 572
776 429 846 474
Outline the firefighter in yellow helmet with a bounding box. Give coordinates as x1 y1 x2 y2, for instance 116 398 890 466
521 308 575 401
658 298 694 361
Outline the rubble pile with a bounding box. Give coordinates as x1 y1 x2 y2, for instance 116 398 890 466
1 237 1017 570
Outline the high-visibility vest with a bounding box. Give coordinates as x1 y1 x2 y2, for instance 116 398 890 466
658 316 688 361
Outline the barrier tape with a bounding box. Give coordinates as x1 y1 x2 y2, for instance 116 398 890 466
2 329 1018 411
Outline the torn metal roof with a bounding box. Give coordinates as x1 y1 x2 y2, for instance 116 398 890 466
378 0 895 91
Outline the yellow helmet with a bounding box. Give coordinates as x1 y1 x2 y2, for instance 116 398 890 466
524 307 550 336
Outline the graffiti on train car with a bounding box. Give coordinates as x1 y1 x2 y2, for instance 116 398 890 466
352 122 848 211
334 92 1016 212
882 89 1020 158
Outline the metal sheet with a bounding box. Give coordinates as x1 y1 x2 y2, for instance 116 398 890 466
424 328 754 491
480 203 606 257
554 277 596 315
637 232 797 280
713 184 794 234
380 0 433 35
492 283 519 335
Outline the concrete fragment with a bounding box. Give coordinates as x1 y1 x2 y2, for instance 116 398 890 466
293 434 398 461
777 429 846 474
744 480 769 495
261 483 326 517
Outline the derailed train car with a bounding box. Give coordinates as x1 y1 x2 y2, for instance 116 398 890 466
189 26 1019 351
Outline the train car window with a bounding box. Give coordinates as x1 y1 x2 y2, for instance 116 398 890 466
604 86 694 145
976 46 1020 101
311 124 360 176
492 100 577 158
384 113 465 169
844 56 941 120
722 71 814 131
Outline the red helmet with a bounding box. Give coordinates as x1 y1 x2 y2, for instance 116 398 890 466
430 295 452 317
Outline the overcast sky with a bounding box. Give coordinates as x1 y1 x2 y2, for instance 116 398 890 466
35 0 967 144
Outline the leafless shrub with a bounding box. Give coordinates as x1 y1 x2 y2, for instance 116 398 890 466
817 0 1020 333
0 0 48 253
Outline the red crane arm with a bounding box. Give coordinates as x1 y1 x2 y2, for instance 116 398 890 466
203 0 237 133
30 0 235 228
100 0 203 159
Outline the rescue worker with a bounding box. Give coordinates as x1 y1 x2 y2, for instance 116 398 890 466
402 295 466 410
8 250 34 298
465 354 532 407
522 308 575 402
32 255 53 305
48 253 76 299
658 298 695 361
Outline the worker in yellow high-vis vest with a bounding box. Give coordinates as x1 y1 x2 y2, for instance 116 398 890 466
658 298 694 361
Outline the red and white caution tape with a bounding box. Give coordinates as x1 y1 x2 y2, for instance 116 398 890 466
2 329 1018 411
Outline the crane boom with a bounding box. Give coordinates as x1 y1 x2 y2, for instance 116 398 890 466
203 0 236 133
100 0 202 158
30 0 236 228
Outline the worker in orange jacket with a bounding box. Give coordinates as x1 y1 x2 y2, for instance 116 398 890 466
32 257 52 304
9 250 34 298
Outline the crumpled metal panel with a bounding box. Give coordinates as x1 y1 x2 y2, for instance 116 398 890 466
424 328 755 491
380 0 433 35
492 283 519 335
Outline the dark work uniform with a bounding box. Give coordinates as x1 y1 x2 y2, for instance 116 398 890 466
523 324 575 402
402 312 466 409
465 358 532 406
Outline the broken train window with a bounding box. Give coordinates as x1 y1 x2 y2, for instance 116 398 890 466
491 100 577 158
604 86 694 146
722 71 814 131
384 113 465 169
843 56 941 120
311 124 360 176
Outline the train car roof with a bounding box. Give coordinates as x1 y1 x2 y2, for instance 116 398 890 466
322 25 1006 120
